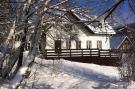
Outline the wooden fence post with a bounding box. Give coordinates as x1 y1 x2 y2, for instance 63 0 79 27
109 49 111 57
98 49 100 57
70 49 71 57
90 49 91 56
82 49 83 57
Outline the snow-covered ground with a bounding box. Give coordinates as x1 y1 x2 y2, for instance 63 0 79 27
1 57 135 89
14 58 134 89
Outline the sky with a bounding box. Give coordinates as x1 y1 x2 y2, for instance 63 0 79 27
68 0 135 25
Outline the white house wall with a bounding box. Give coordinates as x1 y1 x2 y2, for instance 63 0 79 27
46 26 111 49
46 35 110 49
79 35 110 49
76 25 110 49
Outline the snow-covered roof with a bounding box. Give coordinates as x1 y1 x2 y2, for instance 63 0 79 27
71 11 116 35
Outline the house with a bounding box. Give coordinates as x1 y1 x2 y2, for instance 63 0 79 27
110 36 134 51
118 36 134 51
45 10 116 50
111 23 135 52
6 10 120 66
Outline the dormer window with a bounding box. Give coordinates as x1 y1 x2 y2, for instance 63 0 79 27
98 23 102 28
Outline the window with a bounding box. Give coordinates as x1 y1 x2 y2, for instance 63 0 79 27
25 43 31 50
76 41 81 49
98 23 102 28
124 40 130 50
27 43 31 50
66 40 71 49
86 41 92 49
97 40 102 49
15 34 20 41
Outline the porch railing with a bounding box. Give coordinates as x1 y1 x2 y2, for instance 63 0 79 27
43 49 120 58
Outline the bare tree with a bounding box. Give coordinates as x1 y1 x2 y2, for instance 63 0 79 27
0 0 73 81
97 0 135 82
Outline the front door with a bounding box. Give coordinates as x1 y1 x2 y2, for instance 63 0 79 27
55 40 61 53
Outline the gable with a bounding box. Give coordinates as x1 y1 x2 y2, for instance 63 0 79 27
118 36 134 50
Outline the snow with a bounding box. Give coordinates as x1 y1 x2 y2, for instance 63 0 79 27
127 81 135 89
7 51 30 88
14 41 21 48
15 58 133 89
1 57 135 89
4 51 34 89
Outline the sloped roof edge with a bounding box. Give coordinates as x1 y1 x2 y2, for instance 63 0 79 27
66 10 116 35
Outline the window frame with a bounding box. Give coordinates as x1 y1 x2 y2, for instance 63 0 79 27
76 40 81 49
66 40 71 49
97 40 102 49
86 40 92 49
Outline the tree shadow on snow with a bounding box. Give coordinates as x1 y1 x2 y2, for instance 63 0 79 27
62 63 122 89
63 63 120 85
92 83 114 89
25 83 54 89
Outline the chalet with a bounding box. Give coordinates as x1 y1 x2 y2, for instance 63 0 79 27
45 11 116 50
2 10 121 66
43 11 121 66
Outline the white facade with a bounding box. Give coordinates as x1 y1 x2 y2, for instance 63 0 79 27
46 26 111 49
78 35 110 49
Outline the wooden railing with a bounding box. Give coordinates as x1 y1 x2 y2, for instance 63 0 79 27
44 49 119 58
